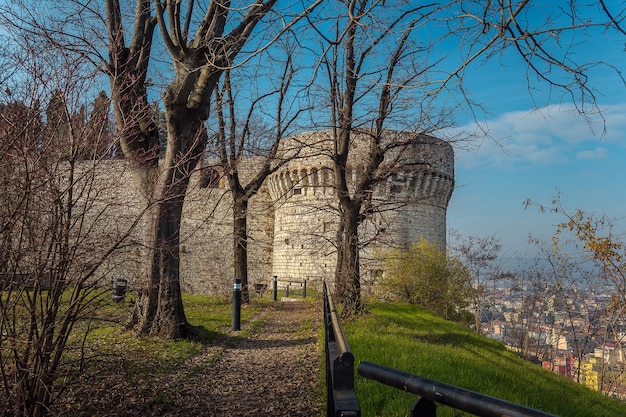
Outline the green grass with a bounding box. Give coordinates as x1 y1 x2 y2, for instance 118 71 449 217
65 293 626 416
75 293 262 376
342 302 626 417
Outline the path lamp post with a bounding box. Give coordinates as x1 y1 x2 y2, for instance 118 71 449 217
232 278 241 331
272 275 277 301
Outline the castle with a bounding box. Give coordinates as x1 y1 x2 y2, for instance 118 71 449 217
97 130 454 295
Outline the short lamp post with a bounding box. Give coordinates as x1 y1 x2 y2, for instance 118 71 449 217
232 278 241 331
272 275 278 301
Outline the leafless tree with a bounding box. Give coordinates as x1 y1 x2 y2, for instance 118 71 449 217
117 0 322 337
1 0 323 338
308 0 625 314
0 35 141 416
505 266 551 362
211 37 310 302
448 231 504 333
526 197 626 394
309 1 450 313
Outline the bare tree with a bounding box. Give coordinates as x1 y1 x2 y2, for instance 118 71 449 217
448 231 504 333
505 265 551 362
311 2 451 313
211 38 309 302
0 0 168 336
105 0 320 337
527 197 626 393
102 0 186 338
0 36 141 416
308 1 625 314
2 0 322 338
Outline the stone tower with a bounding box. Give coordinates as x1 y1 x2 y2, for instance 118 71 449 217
266 130 454 287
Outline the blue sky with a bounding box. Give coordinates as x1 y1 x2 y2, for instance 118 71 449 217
448 103 626 257
445 24 626 257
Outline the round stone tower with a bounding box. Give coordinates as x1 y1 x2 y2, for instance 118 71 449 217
266 131 338 284
369 134 454 250
266 130 454 287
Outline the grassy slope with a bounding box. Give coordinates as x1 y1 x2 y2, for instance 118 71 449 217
342 302 626 417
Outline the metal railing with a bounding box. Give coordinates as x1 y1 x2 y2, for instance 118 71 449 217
323 281 360 417
358 361 560 417
321 283 557 416
271 276 307 300
285 279 307 298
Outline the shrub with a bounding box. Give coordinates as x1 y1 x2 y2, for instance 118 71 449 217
380 238 471 322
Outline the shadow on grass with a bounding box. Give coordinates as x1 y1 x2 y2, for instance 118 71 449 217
412 331 469 347
184 324 220 344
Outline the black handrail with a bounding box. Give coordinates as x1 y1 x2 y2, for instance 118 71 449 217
358 361 560 417
323 281 360 417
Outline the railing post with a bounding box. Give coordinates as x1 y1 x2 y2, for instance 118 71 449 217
410 397 436 417
324 283 334 417
323 281 360 417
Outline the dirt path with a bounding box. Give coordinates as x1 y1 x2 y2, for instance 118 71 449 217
152 300 322 416
55 300 322 416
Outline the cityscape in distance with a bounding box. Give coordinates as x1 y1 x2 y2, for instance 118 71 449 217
479 266 625 399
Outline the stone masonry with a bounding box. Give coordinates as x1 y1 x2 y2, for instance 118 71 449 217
94 130 454 296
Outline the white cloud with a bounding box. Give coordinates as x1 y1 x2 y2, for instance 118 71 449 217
576 147 608 160
449 103 626 169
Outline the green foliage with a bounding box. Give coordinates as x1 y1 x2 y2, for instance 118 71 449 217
343 303 626 417
380 238 471 322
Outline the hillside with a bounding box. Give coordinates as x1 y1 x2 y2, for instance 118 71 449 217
343 303 626 417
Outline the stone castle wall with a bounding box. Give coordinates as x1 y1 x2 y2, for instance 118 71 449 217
90 130 454 295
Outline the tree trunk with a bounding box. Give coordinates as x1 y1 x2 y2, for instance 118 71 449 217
474 297 481 334
129 195 191 338
127 100 207 338
233 196 250 303
335 204 361 315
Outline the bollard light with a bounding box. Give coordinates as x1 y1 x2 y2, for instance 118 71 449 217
272 275 277 301
111 278 127 302
232 278 241 331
